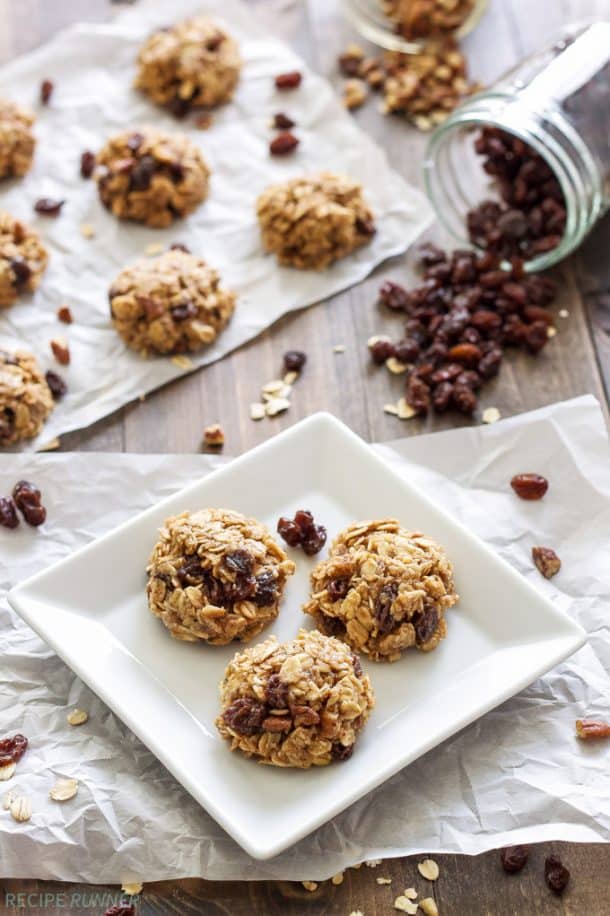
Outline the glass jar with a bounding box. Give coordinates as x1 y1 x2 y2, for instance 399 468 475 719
424 21 610 271
343 0 489 54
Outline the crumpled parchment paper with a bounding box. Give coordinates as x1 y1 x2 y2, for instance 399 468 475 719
1 395 608 882
0 0 432 449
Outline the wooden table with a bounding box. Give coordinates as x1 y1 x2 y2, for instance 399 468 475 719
1 1 609 913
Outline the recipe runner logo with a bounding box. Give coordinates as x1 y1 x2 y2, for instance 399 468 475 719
2 891 139 910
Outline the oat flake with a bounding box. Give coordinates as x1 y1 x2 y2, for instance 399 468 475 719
420 898 439 916
386 357 408 374
249 402 266 421
265 396 290 417
418 858 440 881
302 880 318 891
376 876 392 885
404 888 418 899
0 763 16 781
331 872 344 885
394 895 418 913
121 881 143 895
333 344 346 353
67 708 88 726
397 397 416 420
384 403 399 416
49 777 79 802
482 407 501 424
10 795 32 823
170 355 193 370
144 243 163 256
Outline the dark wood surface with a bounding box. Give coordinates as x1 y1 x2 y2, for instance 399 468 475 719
1 1 609 913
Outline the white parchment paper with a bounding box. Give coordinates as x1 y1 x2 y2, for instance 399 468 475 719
0 0 432 449
1 395 608 882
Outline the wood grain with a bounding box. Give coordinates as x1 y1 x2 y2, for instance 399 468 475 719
0 1 609 913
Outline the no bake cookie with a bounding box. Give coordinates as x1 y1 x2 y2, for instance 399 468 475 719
0 98 35 179
109 248 236 356
303 519 458 661
135 16 241 116
0 210 48 308
146 508 295 644
216 628 375 767
0 349 54 446
95 127 209 228
256 172 376 270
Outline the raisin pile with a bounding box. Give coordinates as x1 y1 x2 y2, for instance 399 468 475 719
467 128 567 261
0 480 47 529
277 510 327 555
371 244 557 417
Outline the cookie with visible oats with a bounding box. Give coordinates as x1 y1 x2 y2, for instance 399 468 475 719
256 172 376 270
303 519 458 662
0 98 35 179
109 248 236 356
135 16 241 116
0 349 54 446
216 628 375 767
146 508 295 644
95 127 209 228
0 210 48 309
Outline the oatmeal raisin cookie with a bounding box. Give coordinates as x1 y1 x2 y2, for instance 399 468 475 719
95 127 209 228
0 349 54 446
256 172 376 270
303 519 458 661
135 16 241 116
109 248 235 356
216 628 375 767
0 210 48 308
146 508 295 644
0 98 35 179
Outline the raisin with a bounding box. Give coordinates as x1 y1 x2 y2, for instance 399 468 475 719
375 582 398 634
356 217 376 237
331 742 354 761
0 498 19 529
417 242 446 267
370 339 396 364
224 549 254 576
283 350 306 372
12 480 41 510
478 347 503 378
171 302 198 321
405 373 431 415
129 154 156 191
0 734 28 766
302 525 327 556
40 79 54 104
21 504 46 526
532 546 561 578
270 132 299 156
11 257 32 288
222 697 267 736
45 370 67 400
328 577 350 600
544 855 570 894
510 473 548 500
447 342 483 367
104 907 135 916
273 112 295 129
224 574 257 603
500 845 530 873
394 339 420 364
524 320 549 354
432 381 453 412
413 604 438 644
176 557 205 586
352 653 363 678
455 370 481 391
169 96 190 118
277 517 302 547
452 383 477 415
34 198 64 216
265 674 289 709
378 280 411 311
275 71 302 89
294 510 314 534
252 570 277 606
57 305 73 323
170 243 191 253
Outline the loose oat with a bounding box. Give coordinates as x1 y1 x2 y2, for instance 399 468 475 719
283 370 299 385
393 896 418 914
417 859 440 881
38 437 60 452
376 877 392 885
171 355 194 370
3 791 14 810
365 859 383 868
482 406 501 424
331 872 344 885
265 396 290 417
10 795 31 822
559 309 569 318
419 898 439 916
0 349 54 445
301 881 318 892
121 881 143 895
397 397 416 420
384 403 399 416
249 402 266 421
403 888 418 899
547 326 557 338
49 777 79 802
144 242 163 256
147 508 295 645
343 79 368 110
67 709 88 727
386 357 409 374
257 172 375 270
304 520 458 662
0 763 16 781
333 344 347 353
80 223 95 239
216 629 375 767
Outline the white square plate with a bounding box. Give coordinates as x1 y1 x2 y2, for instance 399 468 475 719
8 414 586 860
